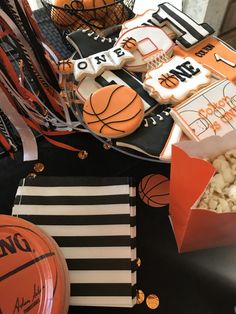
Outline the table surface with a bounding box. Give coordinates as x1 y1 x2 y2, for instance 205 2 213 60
1 132 236 314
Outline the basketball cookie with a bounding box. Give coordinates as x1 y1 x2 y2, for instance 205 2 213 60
0 215 70 314
82 0 116 19
51 0 79 27
138 174 170 207
83 84 144 138
121 37 138 52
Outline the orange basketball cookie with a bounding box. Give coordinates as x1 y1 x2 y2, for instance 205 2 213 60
82 0 116 19
0 215 70 314
121 37 138 52
51 0 79 26
138 174 170 208
83 84 144 138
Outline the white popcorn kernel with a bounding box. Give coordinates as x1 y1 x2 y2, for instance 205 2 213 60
212 159 230 172
225 150 236 164
208 198 218 211
210 173 226 193
217 198 230 212
228 185 236 201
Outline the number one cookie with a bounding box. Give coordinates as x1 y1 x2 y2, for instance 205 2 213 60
144 56 211 105
152 2 214 49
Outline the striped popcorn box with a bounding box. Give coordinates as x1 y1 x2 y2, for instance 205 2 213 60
12 176 137 308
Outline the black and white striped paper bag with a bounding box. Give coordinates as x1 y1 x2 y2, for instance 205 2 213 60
12 176 137 308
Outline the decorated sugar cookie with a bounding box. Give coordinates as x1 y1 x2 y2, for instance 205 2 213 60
51 0 78 26
144 56 211 105
170 79 236 141
83 84 144 138
174 37 236 83
73 47 134 80
115 26 174 72
76 69 157 114
152 2 214 49
118 9 176 39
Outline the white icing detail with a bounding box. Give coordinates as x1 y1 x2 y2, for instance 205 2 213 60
214 53 236 68
73 47 134 81
144 56 211 105
81 28 113 43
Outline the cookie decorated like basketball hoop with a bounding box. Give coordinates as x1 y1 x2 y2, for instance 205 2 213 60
0 215 70 314
115 26 174 72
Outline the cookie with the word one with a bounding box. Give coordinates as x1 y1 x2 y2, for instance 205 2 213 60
138 174 170 207
0 215 69 314
144 56 211 105
83 84 144 138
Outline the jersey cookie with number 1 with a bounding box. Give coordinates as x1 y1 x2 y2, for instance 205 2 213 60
174 37 236 83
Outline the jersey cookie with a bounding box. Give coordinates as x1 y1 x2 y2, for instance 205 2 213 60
144 56 211 105
83 84 144 138
174 37 236 83
152 2 214 49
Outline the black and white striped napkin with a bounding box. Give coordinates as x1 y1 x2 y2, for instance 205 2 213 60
12 176 137 308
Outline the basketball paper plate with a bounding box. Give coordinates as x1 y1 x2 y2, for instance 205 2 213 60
0 215 70 314
138 174 170 208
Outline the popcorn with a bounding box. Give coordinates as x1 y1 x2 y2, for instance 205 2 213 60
228 185 236 201
198 149 236 212
225 150 236 164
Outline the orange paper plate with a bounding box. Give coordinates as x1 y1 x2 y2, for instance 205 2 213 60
0 215 70 313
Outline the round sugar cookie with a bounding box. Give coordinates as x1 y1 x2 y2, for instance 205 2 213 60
83 84 144 138
0 215 70 314
51 0 79 26
138 174 170 208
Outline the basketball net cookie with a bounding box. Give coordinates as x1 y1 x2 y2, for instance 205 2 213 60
115 26 174 72
144 56 212 105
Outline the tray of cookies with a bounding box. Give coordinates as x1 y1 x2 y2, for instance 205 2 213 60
51 1 235 162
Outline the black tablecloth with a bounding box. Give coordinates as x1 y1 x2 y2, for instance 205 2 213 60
1 132 236 314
